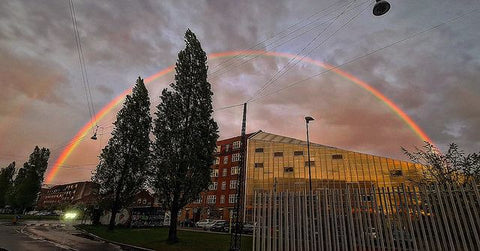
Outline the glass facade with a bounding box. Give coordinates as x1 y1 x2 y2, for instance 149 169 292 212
244 132 423 219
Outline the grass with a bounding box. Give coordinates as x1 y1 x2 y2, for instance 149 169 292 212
77 225 252 251
0 214 60 221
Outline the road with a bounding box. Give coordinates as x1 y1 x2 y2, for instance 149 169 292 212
0 222 68 251
0 221 122 251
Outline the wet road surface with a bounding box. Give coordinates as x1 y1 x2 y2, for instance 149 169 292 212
0 221 122 251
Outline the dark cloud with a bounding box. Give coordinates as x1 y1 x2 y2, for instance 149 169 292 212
0 48 67 114
1 0 479 184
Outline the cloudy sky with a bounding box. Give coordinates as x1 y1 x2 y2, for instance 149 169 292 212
0 0 479 185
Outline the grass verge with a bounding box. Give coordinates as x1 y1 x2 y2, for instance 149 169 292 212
77 225 252 251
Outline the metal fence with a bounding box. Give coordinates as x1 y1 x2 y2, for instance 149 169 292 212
252 184 480 251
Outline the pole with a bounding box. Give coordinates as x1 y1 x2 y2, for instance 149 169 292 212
306 121 312 193
230 103 247 251
306 117 315 250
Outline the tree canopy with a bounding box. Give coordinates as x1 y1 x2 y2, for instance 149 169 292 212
151 29 218 242
92 77 151 230
403 142 480 186
0 162 15 208
8 146 50 211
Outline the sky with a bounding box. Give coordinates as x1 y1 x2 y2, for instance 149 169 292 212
0 0 479 185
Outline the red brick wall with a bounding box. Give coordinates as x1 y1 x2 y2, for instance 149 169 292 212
181 134 250 221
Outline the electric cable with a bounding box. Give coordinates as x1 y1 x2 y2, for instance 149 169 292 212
209 0 371 79
250 7 480 103
249 0 370 102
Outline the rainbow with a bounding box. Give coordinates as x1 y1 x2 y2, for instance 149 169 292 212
45 50 432 184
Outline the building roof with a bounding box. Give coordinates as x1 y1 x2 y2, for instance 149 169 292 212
248 131 338 150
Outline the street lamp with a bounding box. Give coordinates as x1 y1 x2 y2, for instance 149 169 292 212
91 125 99 140
305 116 314 193
373 0 391 16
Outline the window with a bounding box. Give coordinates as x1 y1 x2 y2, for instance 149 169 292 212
211 169 219 177
255 148 264 153
294 151 304 156
332 154 343 160
232 153 240 162
231 166 240 175
216 145 221 153
222 168 228 177
229 194 238 204
214 157 220 165
193 196 202 204
209 182 218 190
225 144 230 152
220 195 225 204
284 167 294 173
254 163 264 168
207 195 216 204
274 152 283 157
137 198 141 204
221 181 226 190
390 170 403 177
142 199 147 204
230 180 238 189
233 141 241 149
305 161 315 167
223 156 229 164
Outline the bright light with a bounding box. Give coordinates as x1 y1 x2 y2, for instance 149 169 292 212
64 212 78 220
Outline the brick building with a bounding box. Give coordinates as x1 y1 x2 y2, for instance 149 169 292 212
36 181 99 209
131 190 155 208
180 134 251 221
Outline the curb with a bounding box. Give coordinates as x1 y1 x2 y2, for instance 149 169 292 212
73 226 154 251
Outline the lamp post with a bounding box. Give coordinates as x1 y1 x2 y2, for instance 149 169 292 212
305 116 314 193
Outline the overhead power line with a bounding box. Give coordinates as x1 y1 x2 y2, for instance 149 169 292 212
249 7 480 103
248 0 371 102
209 0 371 79
208 0 351 74
68 0 97 131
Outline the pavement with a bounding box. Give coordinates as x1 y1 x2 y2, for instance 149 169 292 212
0 221 122 251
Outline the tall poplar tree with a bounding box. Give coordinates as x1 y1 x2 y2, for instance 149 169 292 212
0 162 15 208
151 29 218 242
92 77 151 230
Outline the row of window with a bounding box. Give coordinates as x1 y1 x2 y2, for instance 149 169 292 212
254 149 344 160
211 166 240 177
208 180 238 190
252 163 404 177
214 153 241 165
195 194 238 204
255 161 315 168
216 141 242 154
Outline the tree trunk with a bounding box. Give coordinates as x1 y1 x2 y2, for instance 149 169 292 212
108 205 118 230
168 206 179 243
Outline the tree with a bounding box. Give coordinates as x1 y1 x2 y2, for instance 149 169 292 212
8 146 50 211
403 142 480 186
0 162 15 208
92 77 151 230
151 29 219 243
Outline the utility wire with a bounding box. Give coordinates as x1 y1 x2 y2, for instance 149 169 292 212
249 0 369 102
208 0 350 73
68 0 97 132
209 0 370 79
83 2 365 131
250 7 480 103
